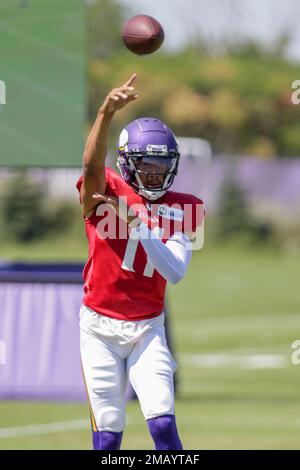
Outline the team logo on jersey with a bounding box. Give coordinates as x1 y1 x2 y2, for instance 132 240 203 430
158 205 184 221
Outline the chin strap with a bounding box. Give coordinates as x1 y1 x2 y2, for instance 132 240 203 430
138 188 167 201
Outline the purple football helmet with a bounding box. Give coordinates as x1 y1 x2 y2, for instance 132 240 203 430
117 117 180 200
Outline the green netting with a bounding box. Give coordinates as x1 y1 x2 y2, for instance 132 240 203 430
0 0 85 166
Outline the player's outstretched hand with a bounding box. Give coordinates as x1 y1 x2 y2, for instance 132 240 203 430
99 74 139 116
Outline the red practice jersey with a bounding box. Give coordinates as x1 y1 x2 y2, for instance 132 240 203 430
76 167 204 321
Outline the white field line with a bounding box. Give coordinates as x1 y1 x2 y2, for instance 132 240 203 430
0 415 135 441
180 353 288 369
0 419 88 440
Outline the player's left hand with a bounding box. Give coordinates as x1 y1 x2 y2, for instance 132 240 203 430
92 193 139 225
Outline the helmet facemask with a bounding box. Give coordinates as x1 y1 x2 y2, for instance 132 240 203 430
118 150 179 200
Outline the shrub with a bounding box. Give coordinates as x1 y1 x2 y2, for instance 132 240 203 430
1 172 76 243
215 176 274 245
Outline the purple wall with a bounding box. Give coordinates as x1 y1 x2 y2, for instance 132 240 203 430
0 282 85 401
172 156 300 214
1 156 299 213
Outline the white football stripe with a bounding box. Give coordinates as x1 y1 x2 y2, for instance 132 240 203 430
0 415 135 440
180 353 288 369
0 419 88 440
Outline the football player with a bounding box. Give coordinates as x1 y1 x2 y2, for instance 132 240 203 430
76 73 204 450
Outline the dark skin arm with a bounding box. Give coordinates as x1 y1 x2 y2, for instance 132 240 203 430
81 74 139 218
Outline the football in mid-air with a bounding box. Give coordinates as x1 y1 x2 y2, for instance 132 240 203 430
121 15 164 55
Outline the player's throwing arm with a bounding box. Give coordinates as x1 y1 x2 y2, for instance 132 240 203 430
81 74 139 219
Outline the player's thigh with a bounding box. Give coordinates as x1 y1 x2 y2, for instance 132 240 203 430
127 327 177 419
80 329 127 431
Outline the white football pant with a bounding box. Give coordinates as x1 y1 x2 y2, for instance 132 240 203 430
79 304 177 432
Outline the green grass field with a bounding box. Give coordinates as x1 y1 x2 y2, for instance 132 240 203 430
0 243 299 449
0 0 84 166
